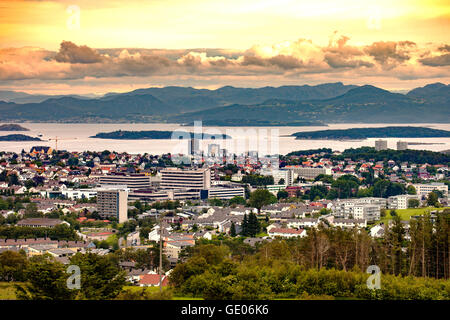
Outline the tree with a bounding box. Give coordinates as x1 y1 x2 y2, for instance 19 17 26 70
278 178 285 185
15 255 75 300
0 250 28 282
241 214 249 236
230 222 237 237
248 189 276 212
247 212 260 237
69 252 127 300
426 192 439 207
408 198 420 208
229 196 246 206
277 190 288 200
406 185 417 195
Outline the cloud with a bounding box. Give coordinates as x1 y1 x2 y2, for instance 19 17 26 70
419 53 450 66
54 41 103 64
0 38 448 85
363 41 416 67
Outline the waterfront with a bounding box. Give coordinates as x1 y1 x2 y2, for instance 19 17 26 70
0 122 449 154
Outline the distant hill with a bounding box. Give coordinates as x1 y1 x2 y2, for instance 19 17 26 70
91 130 230 139
0 134 41 141
104 82 358 110
0 90 96 103
0 124 29 131
406 82 450 105
0 82 448 123
291 126 450 140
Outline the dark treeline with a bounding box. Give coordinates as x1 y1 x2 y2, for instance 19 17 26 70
332 147 450 165
169 211 450 299
0 225 78 241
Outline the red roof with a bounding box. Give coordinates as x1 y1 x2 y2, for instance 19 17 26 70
139 274 169 286
269 228 304 235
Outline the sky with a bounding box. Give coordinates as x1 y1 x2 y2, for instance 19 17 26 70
0 0 449 94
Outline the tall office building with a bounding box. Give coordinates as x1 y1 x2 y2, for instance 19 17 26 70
397 141 408 150
375 140 388 151
188 138 200 155
97 186 129 223
160 167 211 189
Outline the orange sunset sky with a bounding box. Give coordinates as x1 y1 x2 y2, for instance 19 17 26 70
0 0 449 94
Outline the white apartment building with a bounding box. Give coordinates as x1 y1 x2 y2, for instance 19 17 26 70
284 166 332 180
412 183 448 199
388 194 420 210
260 168 293 186
332 198 384 222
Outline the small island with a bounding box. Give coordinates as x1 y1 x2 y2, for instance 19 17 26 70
291 126 450 140
0 134 42 141
182 120 327 127
91 130 231 140
0 124 30 131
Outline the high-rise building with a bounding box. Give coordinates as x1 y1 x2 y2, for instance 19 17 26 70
188 138 200 155
207 143 220 157
160 167 211 189
397 141 408 150
375 140 388 151
97 186 129 223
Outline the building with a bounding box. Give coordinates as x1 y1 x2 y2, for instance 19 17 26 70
99 173 155 190
188 138 200 155
129 188 200 202
397 141 408 151
332 198 384 222
207 143 221 157
30 146 52 155
375 140 388 151
268 227 307 238
96 186 129 223
285 166 332 180
351 205 380 222
160 167 211 190
200 186 245 200
261 169 293 186
412 183 448 199
388 194 420 210
16 218 65 228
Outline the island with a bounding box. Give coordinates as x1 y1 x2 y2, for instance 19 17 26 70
291 126 450 140
182 120 327 127
90 130 231 139
0 134 41 141
0 124 29 131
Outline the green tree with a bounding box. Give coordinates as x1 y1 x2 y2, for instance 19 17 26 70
15 255 75 300
426 192 439 207
230 222 237 237
408 198 420 208
69 252 127 300
406 185 417 195
249 189 277 212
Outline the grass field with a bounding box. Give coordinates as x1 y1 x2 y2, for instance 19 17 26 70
121 285 203 300
0 282 19 300
379 206 449 225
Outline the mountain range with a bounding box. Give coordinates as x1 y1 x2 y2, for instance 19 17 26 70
0 82 448 124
